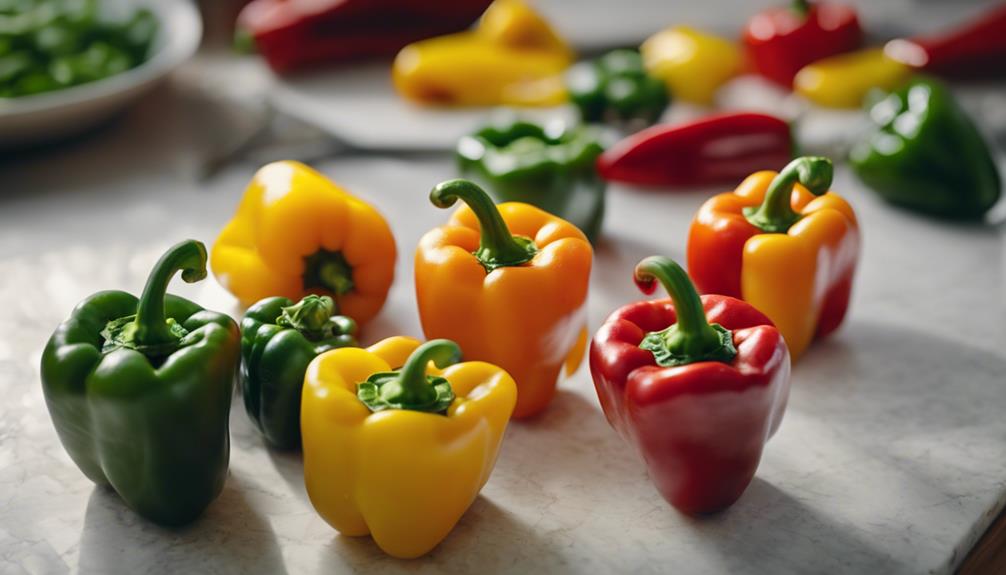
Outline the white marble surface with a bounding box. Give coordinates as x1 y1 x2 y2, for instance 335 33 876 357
2 2 1006 573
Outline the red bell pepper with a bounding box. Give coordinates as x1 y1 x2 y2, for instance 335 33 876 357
237 0 493 73
884 4 1006 79
596 113 793 188
590 256 790 514
742 0 862 88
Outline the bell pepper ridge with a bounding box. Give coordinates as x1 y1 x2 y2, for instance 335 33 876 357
430 179 538 272
744 156 834 233
357 339 460 414
634 257 737 367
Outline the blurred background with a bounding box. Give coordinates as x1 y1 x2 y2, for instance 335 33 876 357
1 1 1005 574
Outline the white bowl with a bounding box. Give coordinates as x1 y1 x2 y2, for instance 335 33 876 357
0 0 202 148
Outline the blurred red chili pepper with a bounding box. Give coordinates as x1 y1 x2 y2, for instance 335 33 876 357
884 4 1006 79
596 113 794 188
237 0 493 73
742 0 862 88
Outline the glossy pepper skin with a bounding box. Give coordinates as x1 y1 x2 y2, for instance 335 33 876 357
688 157 859 361
211 161 396 326
794 48 911 108
565 49 669 127
236 0 493 73
456 119 607 241
302 337 517 558
240 295 357 449
597 113 793 188
641 26 742 105
885 5 1006 80
392 0 573 107
849 77 1001 219
416 179 592 418
743 0 862 88
590 256 790 514
41 240 238 526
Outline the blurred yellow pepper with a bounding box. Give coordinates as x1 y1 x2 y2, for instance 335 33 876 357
641 26 741 105
302 336 517 558
795 48 912 108
210 161 396 326
392 0 573 107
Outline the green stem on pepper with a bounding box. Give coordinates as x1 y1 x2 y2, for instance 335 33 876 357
635 256 737 367
357 339 460 414
744 156 833 233
430 179 538 273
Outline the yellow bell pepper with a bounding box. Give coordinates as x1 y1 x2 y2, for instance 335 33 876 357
211 161 396 326
640 26 742 105
302 336 517 558
392 0 573 107
794 48 912 109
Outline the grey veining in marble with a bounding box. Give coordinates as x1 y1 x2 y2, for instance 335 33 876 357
2 2 1006 573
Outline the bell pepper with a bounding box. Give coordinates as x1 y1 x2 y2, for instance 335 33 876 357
794 48 912 108
456 118 607 242
302 336 517 558
640 26 742 105
849 77 1001 219
597 112 794 188
236 0 493 73
687 156 859 360
40 240 239 526
415 179 592 418
211 161 396 326
590 256 790 514
240 295 357 449
885 4 1006 80
392 0 573 107
565 49 669 127
743 0 862 88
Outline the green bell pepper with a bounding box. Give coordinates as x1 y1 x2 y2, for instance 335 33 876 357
565 49 670 127
849 77 1001 219
40 240 238 527
456 119 607 242
240 295 357 449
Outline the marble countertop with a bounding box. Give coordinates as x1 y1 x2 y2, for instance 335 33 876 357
2 2 1006 574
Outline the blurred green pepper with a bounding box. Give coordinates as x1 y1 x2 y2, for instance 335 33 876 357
849 77 1001 219
457 118 607 241
565 49 670 127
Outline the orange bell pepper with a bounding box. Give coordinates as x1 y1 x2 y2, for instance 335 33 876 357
415 179 592 418
211 161 396 326
687 157 859 360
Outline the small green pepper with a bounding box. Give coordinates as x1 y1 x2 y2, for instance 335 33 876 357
565 49 670 127
41 240 239 526
457 118 607 242
850 77 1001 219
240 295 358 449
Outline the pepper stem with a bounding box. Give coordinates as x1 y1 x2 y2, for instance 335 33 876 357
743 156 833 233
357 340 460 414
793 0 810 16
430 179 538 273
276 295 341 340
132 240 207 349
635 256 737 367
303 249 355 296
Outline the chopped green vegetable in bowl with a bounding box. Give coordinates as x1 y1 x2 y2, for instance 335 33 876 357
0 0 158 98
